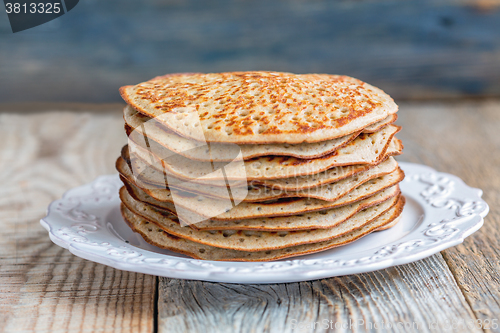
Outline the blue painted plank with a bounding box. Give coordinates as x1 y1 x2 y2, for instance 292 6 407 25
1 0 500 102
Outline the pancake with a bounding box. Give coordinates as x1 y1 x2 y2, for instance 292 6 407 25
127 124 402 181
363 114 397 133
124 105 361 161
121 189 401 251
118 146 248 188
121 193 404 255
255 156 398 190
119 185 400 231
376 214 401 231
119 143 399 190
121 197 404 261
117 155 398 202
122 168 404 221
120 72 398 144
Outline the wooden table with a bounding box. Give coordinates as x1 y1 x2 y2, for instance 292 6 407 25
1 101 499 332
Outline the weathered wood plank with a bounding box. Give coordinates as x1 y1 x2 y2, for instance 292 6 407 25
396 100 500 331
2 0 500 102
158 255 478 333
0 112 155 333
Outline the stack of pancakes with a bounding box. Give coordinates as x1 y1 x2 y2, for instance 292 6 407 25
117 72 405 261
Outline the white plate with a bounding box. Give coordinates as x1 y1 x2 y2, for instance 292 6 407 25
40 162 489 284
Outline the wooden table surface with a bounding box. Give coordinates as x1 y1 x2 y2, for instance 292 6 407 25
0 101 499 332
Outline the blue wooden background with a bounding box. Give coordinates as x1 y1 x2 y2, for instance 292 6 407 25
1 0 500 103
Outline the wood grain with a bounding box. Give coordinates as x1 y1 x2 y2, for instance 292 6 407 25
2 0 500 102
396 100 500 331
0 111 155 332
158 255 478 333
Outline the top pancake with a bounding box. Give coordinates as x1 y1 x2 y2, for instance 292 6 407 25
120 71 398 144
124 106 397 161
124 105 360 161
